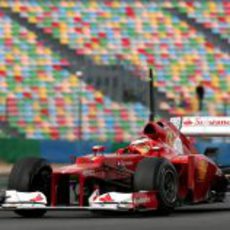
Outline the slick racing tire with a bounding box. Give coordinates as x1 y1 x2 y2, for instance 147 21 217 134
134 157 178 214
8 157 52 218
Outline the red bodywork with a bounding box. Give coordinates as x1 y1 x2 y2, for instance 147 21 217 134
50 119 226 209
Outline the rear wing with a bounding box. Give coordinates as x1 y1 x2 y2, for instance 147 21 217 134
170 117 230 136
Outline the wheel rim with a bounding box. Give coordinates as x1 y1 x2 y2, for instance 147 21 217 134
162 169 177 203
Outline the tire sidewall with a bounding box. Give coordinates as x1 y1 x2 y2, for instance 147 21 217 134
8 157 51 193
8 157 52 217
134 157 178 212
156 162 178 209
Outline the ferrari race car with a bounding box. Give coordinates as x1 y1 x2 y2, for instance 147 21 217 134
0 116 229 217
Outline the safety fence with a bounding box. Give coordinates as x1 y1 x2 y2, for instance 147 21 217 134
0 138 229 166
0 138 128 163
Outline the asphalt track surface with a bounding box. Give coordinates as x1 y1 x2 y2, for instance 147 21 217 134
0 176 229 230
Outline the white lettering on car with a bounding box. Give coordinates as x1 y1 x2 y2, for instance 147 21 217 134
134 197 150 205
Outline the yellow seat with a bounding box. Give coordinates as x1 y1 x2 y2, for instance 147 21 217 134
57 107 65 116
34 115 42 123
0 1 10 8
67 133 76 141
33 102 40 110
208 2 217 12
28 16 37 24
0 65 6 72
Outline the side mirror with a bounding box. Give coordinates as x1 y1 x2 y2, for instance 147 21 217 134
92 145 105 156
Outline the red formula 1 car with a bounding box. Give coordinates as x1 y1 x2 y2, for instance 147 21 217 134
0 116 229 217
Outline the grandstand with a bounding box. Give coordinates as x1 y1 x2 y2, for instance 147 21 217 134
0 0 229 141
174 1 229 42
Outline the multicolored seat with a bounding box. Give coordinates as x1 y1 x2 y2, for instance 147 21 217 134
0 0 229 141
0 12 148 141
171 1 230 42
2 0 228 116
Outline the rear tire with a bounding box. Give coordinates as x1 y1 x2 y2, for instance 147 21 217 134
213 175 228 202
134 157 178 214
8 157 52 217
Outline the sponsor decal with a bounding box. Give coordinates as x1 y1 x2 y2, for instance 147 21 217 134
197 160 208 181
134 196 151 205
83 169 95 176
133 192 158 209
30 194 44 203
117 160 133 167
99 194 113 203
209 120 230 126
183 119 193 126
183 117 230 127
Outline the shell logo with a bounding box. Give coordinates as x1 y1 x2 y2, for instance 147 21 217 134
197 160 208 181
30 194 44 203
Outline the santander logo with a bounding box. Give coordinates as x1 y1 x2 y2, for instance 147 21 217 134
134 197 151 205
183 118 230 127
99 194 113 203
30 194 44 203
183 119 193 126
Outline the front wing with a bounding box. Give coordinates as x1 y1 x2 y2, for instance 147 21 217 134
0 190 158 212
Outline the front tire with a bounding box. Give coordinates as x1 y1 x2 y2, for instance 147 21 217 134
134 157 178 214
8 157 52 217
